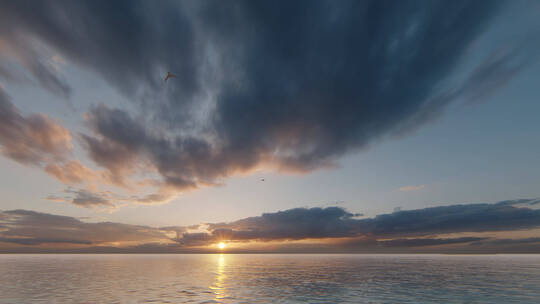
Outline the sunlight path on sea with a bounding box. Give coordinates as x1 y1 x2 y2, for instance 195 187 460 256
209 254 229 302
0 254 539 303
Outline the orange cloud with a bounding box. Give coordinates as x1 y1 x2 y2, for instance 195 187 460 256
45 160 97 184
0 90 72 165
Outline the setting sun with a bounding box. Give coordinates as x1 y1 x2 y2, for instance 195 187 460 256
218 242 226 250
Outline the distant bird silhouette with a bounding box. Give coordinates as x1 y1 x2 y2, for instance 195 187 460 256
164 72 177 82
260 178 265 182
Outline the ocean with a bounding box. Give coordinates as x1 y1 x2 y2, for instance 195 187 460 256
0 254 539 303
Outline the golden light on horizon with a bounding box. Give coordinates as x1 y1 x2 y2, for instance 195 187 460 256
218 242 226 250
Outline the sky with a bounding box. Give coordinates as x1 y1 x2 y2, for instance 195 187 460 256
0 0 539 253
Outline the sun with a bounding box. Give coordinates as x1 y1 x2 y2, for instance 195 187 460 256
218 242 226 250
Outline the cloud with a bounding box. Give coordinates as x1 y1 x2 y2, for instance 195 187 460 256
0 0 195 99
44 160 97 184
360 199 540 237
459 40 540 104
179 198 540 246
0 88 72 165
499 198 540 208
180 207 362 245
2 199 540 252
378 237 487 247
0 89 115 206
0 209 171 247
131 189 177 206
0 35 71 98
399 185 425 192
0 89 167 209
68 189 115 208
0 237 91 246
47 187 178 209
471 237 540 246
47 188 119 209
3 0 534 194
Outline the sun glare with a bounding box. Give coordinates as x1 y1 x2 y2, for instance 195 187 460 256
218 242 226 250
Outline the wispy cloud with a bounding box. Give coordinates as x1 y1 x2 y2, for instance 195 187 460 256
399 185 425 192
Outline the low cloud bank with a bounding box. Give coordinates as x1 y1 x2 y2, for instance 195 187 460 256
1 199 539 253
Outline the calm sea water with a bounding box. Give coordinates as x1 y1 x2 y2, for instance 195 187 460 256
0 254 539 303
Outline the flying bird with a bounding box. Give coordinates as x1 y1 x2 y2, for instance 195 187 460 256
164 71 177 82
260 178 265 182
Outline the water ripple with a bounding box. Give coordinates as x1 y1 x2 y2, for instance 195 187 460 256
0 254 539 303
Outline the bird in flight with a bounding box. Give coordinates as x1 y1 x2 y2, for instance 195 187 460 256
260 178 265 182
164 71 177 82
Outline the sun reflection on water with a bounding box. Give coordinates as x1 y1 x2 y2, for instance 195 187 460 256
209 254 228 302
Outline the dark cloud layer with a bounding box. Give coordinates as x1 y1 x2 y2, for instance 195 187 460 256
200 207 361 243
0 0 195 100
1 199 540 252
378 237 487 248
0 237 91 246
358 199 540 237
180 199 540 245
3 0 532 192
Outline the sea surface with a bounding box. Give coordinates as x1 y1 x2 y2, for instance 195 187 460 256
0 254 539 303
